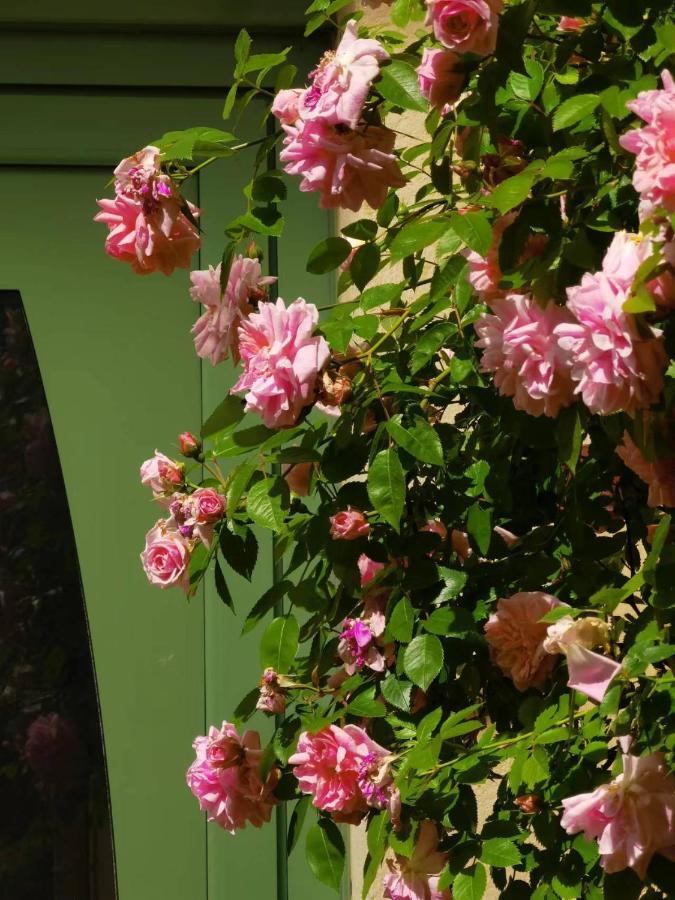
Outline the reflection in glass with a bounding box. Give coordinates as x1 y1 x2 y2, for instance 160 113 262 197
0 292 116 898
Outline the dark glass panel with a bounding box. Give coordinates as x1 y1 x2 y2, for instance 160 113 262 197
0 292 115 899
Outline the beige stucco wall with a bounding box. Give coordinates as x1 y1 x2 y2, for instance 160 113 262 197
336 5 501 898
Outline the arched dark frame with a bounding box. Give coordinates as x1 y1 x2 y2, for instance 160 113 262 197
0 290 115 899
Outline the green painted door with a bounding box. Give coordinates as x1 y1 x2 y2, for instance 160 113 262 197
0 13 340 900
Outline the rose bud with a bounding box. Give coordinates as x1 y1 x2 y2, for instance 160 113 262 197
179 431 202 459
330 507 370 541
246 240 264 261
515 794 541 814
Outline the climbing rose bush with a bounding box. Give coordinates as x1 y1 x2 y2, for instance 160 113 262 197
97 1 675 896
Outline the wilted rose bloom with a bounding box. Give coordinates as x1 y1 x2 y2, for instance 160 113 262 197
95 146 200 275
416 48 464 114
289 724 389 816
475 294 576 418
190 257 275 365
358 553 385 587
383 820 451 900
141 520 191 591
283 461 315 496
271 88 304 125
484 592 566 691
481 137 528 187
316 368 353 415
422 519 448 542
556 239 667 415
330 507 370 540
561 751 675 878
425 0 502 57
616 431 675 508
232 298 330 428
338 618 386 674
24 713 82 790
169 488 224 547
493 525 519 548
300 20 389 129
515 793 541 814
620 70 675 216
558 16 586 32
543 616 621 703
186 722 278 834
140 450 183 502
256 668 286 715
280 119 405 212
357 753 398 816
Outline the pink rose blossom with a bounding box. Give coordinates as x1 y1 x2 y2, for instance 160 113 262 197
256 668 287 715
561 751 675 878
190 257 275 366
484 592 566 691
465 213 547 302
280 119 405 212
425 0 502 57
543 617 621 703
620 71 675 216
416 48 464 114
300 20 389 129
271 88 304 125
475 294 576 418
330 507 370 540
358 553 385 587
169 489 224 547
186 722 278 834
95 146 200 275
232 297 330 428
289 724 389 816
338 617 386 674
140 450 183 502
616 431 675 508
555 237 667 415
140 520 190 592
383 820 451 900
558 17 586 32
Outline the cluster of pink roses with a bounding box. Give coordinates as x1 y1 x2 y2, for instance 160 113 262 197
95 146 200 275
272 21 405 211
186 721 278 833
139 449 225 592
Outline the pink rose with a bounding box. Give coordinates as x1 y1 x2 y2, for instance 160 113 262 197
358 553 385 587
338 617 386 674
555 235 668 416
416 48 464 114
465 212 547 302
179 431 201 458
283 461 315 497
543 617 621 703
140 520 190 592
95 146 200 275
484 592 567 691
140 450 183 502
192 487 225 524
475 294 576 418
425 0 502 57
190 256 275 365
169 489 224 547
186 722 278 833
271 88 304 125
616 431 675 508
558 16 586 32
256 668 287 715
280 119 405 212
300 20 389 129
561 751 675 878
383 820 451 900
289 724 390 816
232 297 330 428
330 507 370 540
620 70 675 216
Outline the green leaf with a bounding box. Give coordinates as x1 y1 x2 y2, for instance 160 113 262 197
448 211 493 256
306 820 345 894
381 675 413 712
359 282 404 311
377 60 427 111
226 461 258 520
260 615 299 673
485 169 539 214
342 219 378 241
552 94 600 132
287 797 310 856
233 28 252 76
386 416 444 466
453 863 487 900
219 524 258 581
214 560 234 611
556 406 583 473
467 503 491 555
201 395 245 438
346 686 387 718
155 126 239 161
307 237 353 274
242 580 292 635
590 571 644 612
351 243 381 291
403 634 444 692
368 449 406 532
437 567 468 602
246 478 288 533
235 206 284 237
387 597 415 643
389 219 449 261
623 284 657 314
480 838 521 868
